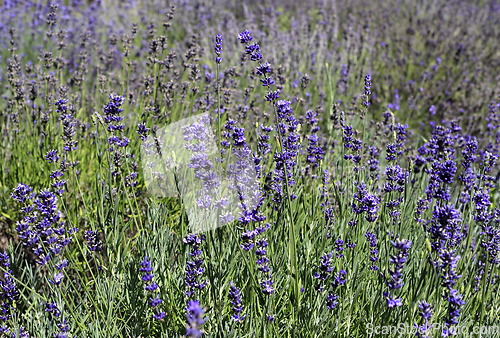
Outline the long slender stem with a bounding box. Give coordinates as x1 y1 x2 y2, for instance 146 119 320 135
271 103 300 310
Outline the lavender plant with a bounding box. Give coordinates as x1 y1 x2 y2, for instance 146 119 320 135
0 1 499 337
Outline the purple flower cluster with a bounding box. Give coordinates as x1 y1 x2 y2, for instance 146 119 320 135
341 112 363 167
387 123 409 157
367 145 380 181
222 118 265 225
137 122 150 141
44 149 69 196
365 232 378 271
414 300 433 338
437 250 464 337
363 74 371 107
383 165 406 194
185 300 205 338
45 302 69 338
255 237 271 273
254 125 273 178
240 224 271 252
183 234 208 298
414 125 458 179
428 204 464 251
238 30 262 61
314 251 334 293
12 183 77 267
384 238 411 308
304 110 324 169
383 163 406 226
0 252 29 337
334 239 344 259
270 100 300 209
237 30 299 211
228 282 245 322
320 170 335 238
183 115 234 226
214 34 222 64
240 223 274 295
139 257 166 320
477 209 500 266
102 94 133 179
385 143 398 162
84 230 103 252
326 270 347 310
352 182 379 222
54 99 78 153
458 137 478 203
103 94 125 132
313 250 347 311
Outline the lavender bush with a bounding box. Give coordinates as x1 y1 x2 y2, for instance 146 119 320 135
0 0 500 337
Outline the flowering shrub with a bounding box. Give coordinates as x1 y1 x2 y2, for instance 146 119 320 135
0 0 499 337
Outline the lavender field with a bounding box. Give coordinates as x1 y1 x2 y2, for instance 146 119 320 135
1 0 500 337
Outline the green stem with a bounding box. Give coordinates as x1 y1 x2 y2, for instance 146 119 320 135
271 102 300 310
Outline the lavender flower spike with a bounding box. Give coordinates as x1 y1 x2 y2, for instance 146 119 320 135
185 300 205 338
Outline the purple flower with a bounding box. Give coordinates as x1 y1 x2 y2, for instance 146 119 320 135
184 234 208 297
45 301 70 336
58 101 78 152
265 89 280 102
365 232 379 271
314 251 334 292
245 43 260 55
260 76 275 87
383 165 406 193
137 123 150 141
185 300 205 338
0 252 24 334
237 30 252 44
139 256 154 282
256 62 271 76
153 310 166 320
84 230 103 252
270 100 300 209
45 149 60 164
228 282 245 322
145 282 159 292
385 238 411 308
363 74 371 106
103 94 125 124
54 99 68 113
260 274 274 295
386 295 402 308
149 295 162 307
250 51 263 61
11 183 34 203
45 302 61 317
139 257 165 320
385 143 398 161
419 301 433 321
304 111 324 168
429 204 463 251
12 186 74 266
415 300 433 338
48 272 64 286
214 34 222 64
325 293 339 310
352 182 379 222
